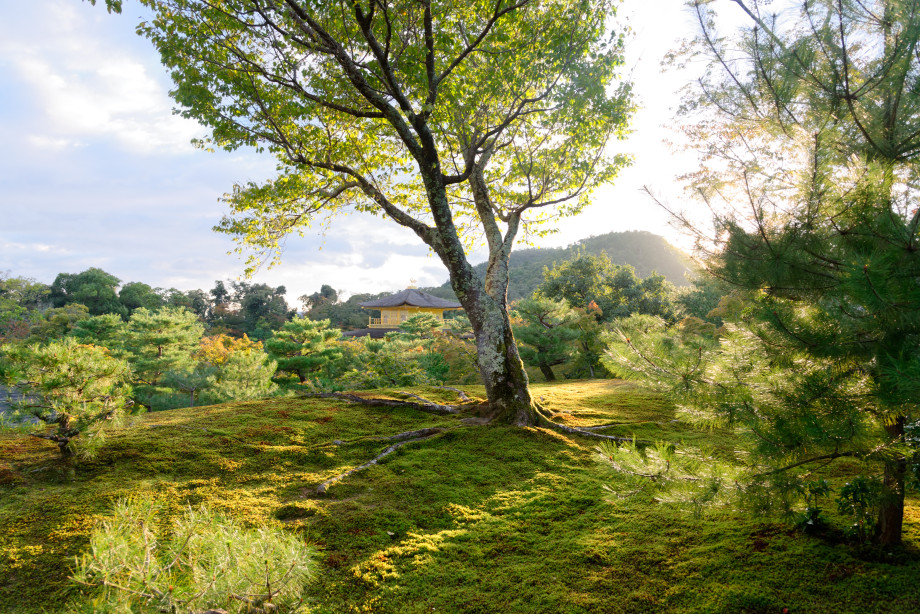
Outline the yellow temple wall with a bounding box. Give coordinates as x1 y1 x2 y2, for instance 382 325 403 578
367 306 460 328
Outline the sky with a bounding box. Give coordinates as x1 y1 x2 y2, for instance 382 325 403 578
0 0 736 305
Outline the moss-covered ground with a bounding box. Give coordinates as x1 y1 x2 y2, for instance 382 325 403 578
0 380 917 613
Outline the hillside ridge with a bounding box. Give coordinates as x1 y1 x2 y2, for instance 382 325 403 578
424 230 693 301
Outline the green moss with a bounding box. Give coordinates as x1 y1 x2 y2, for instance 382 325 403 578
0 380 917 613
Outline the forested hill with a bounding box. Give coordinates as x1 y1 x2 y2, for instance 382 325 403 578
427 230 693 301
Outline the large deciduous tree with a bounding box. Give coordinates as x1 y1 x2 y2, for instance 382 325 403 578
91 0 633 424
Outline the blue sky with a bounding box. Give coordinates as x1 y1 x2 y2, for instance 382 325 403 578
0 0 724 305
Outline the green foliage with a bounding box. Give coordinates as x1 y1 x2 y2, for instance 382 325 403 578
70 314 126 351
71 497 314 613
432 334 480 385
532 252 679 378
118 281 165 314
394 313 442 338
304 291 389 331
300 284 338 311
234 282 293 340
265 316 342 387
511 297 583 381
604 304 918 541
83 0 123 13
539 253 678 324
206 281 293 340
597 438 731 517
26 304 91 344
0 273 49 341
160 363 217 409
431 231 692 301
329 315 478 389
393 314 452 383
0 338 133 458
130 0 633 265
642 0 920 544
121 308 205 409
163 287 210 320
203 344 279 404
675 273 728 325
837 477 886 544
337 336 436 390
49 268 126 318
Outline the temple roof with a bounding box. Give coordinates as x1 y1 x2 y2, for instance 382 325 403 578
360 288 462 309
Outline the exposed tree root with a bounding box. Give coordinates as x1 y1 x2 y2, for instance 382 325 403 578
577 419 678 431
302 392 462 414
301 391 659 494
316 428 445 494
433 386 470 402
577 423 623 431
332 427 444 446
535 408 652 445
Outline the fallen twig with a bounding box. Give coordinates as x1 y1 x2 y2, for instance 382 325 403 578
536 410 653 445
303 392 460 415
317 429 444 494
333 427 444 446
433 386 471 402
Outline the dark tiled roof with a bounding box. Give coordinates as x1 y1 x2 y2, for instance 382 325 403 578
360 288 462 309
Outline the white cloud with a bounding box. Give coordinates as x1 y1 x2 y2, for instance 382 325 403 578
0 240 71 255
251 250 448 304
25 135 80 151
1 1 203 154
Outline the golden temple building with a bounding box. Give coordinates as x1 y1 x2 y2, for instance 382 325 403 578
360 287 463 328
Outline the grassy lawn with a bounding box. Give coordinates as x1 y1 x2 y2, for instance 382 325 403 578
0 380 917 613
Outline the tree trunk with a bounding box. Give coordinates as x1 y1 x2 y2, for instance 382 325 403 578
538 360 557 382
411 144 539 425
877 417 906 545
441 243 539 425
469 299 539 426
581 341 596 378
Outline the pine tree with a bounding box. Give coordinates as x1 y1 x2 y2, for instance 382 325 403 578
264 317 342 386
121 307 205 409
608 0 920 544
197 334 278 403
511 297 583 381
71 497 314 613
0 339 133 458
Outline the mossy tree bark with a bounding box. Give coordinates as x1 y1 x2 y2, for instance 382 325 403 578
421 158 540 426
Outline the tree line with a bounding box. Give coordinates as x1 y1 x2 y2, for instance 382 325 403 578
0 255 705 455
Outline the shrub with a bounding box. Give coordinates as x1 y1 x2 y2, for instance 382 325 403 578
71 497 315 613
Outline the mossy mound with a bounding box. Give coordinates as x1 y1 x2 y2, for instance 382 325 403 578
0 381 917 613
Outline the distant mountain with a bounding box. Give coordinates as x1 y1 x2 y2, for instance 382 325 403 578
423 230 693 302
